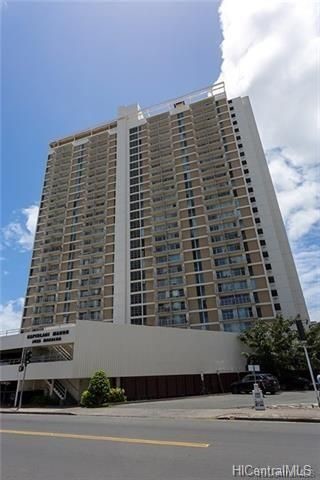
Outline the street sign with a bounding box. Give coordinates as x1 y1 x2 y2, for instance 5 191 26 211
248 365 260 372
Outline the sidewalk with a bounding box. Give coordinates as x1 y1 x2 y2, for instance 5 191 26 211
1 404 320 423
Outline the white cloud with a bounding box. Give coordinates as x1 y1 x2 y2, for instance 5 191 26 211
218 0 319 321
0 298 24 332
218 0 319 242
2 204 39 252
293 244 320 323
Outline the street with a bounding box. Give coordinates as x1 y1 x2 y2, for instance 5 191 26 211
1 414 319 480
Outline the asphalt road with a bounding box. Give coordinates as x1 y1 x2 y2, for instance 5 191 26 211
1 414 319 480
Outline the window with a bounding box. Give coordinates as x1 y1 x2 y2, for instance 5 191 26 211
131 306 142 316
191 238 200 249
196 285 206 297
218 280 248 292
271 289 278 297
194 261 203 272
192 249 202 260
172 301 185 311
168 254 181 262
195 273 204 284
199 310 208 323
131 294 142 304
220 293 251 305
131 282 142 292
169 276 183 286
274 303 281 311
222 310 234 320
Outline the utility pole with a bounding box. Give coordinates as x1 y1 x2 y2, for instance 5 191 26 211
295 318 320 408
14 348 26 408
14 348 32 410
302 343 320 408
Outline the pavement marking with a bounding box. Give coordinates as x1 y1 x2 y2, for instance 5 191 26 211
0 429 210 449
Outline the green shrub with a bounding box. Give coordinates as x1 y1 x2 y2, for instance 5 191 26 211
80 390 96 408
80 370 111 407
108 387 127 403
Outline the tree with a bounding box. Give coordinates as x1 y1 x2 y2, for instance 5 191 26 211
306 323 320 371
239 316 319 379
80 370 111 407
80 370 127 407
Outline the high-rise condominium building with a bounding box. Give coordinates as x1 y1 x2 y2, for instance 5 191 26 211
21 83 309 333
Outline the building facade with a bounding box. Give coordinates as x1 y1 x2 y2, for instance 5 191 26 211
0 321 248 403
21 83 309 333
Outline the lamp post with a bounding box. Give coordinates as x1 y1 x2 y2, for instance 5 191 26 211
295 318 320 408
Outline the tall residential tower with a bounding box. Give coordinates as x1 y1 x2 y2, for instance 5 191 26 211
21 83 309 333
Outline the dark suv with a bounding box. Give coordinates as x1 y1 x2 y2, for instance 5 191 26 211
230 373 280 394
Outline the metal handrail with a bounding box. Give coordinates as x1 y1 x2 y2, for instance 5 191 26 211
0 353 72 365
0 323 76 337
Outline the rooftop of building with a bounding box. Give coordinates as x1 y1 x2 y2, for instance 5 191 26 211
49 82 226 148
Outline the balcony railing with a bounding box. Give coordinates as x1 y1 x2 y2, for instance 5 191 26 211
0 323 76 337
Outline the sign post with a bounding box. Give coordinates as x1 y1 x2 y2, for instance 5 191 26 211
248 365 265 411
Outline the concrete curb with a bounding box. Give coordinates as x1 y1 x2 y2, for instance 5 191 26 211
0 410 76 416
216 415 320 423
1 409 319 423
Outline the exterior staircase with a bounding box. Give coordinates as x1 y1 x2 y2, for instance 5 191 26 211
45 378 80 403
45 379 67 401
51 344 73 361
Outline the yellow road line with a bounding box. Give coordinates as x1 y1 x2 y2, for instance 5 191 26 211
0 429 210 449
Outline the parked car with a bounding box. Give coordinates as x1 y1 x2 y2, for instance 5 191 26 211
231 373 280 394
280 376 311 391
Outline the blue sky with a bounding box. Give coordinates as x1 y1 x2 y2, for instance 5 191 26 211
1 0 319 328
1 0 222 318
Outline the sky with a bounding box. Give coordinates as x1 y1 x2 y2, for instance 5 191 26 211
1 0 319 329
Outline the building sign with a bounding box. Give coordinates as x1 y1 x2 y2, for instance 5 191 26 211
25 329 74 346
